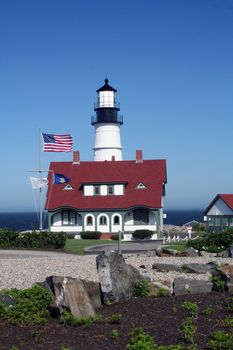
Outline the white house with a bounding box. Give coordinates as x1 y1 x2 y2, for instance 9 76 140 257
204 194 233 232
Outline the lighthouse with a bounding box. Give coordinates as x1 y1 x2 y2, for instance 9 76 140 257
91 79 123 161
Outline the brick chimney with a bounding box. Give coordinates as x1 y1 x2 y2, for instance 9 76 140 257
73 150 80 164
111 155 116 161
136 149 143 163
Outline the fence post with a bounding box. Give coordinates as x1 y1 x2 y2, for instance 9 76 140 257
118 230 122 254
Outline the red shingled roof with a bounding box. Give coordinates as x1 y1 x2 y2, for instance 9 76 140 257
46 159 167 211
219 194 233 210
204 194 233 214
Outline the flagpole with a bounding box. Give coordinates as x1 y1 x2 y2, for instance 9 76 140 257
39 128 43 231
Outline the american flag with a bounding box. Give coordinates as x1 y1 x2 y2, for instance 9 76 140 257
42 133 73 152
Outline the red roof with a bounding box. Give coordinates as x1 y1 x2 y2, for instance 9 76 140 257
204 194 233 214
219 194 233 211
46 159 167 211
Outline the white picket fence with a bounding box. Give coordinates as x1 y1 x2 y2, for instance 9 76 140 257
162 233 197 244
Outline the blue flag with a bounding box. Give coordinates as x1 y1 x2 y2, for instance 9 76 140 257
53 173 71 184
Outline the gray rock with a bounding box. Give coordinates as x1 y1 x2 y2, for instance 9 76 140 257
184 247 199 257
181 263 212 274
96 251 145 304
152 263 181 272
206 261 220 269
173 278 213 295
213 265 233 285
229 244 233 258
162 248 178 256
199 251 217 258
216 250 230 258
45 276 100 318
0 293 16 306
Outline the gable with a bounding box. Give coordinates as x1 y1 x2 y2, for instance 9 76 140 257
207 197 233 216
136 182 147 189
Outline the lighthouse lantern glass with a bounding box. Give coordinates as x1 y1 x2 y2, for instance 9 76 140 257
99 91 115 108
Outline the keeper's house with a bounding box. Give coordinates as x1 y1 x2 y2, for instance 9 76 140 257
204 194 233 232
45 150 167 238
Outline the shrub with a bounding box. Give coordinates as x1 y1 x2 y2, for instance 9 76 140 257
111 329 119 339
132 230 153 240
202 307 214 317
133 280 150 297
125 327 155 350
187 229 233 253
152 288 170 298
211 276 225 291
182 301 198 318
180 317 197 344
111 233 124 240
80 231 101 239
208 330 233 350
0 285 52 325
111 313 123 324
60 310 102 326
0 229 66 249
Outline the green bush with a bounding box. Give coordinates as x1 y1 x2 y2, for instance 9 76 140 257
187 229 233 253
0 285 52 325
133 280 150 297
111 313 123 324
125 327 155 350
208 330 233 350
211 276 226 291
80 231 101 239
132 230 153 240
0 229 66 249
60 310 102 326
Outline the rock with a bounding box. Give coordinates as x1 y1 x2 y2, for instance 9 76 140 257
0 293 16 306
148 282 171 297
161 248 178 256
199 251 217 258
154 246 163 256
173 278 213 296
152 263 180 272
139 264 146 269
45 276 100 318
96 251 145 304
181 263 212 274
213 265 233 291
184 247 199 257
229 244 233 258
206 261 220 269
216 250 230 258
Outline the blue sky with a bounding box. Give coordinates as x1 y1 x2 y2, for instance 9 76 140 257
1 0 233 211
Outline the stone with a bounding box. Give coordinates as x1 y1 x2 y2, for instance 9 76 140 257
181 263 212 274
184 247 199 257
148 282 171 297
0 293 16 306
154 246 163 256
199 251 217 258
96 251 145 304
45 276 101 318
213 265 233 286
152 263 180 272
229 244 233 258
161 248 178 256
173 278 213 296
216 250 230 258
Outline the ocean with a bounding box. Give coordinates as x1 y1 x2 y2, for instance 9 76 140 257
0 210 204 231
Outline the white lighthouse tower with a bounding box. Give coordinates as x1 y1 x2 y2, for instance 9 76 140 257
92 79 123 161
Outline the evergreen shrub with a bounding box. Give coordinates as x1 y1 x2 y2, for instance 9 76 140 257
80 231 101 239
132 230 153 239
186 229 233 253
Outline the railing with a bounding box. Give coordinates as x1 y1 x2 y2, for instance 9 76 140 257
91 114 123 124
162 233 198 244
94 101 120 109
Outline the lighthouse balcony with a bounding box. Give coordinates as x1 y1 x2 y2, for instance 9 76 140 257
94 101 120 109
91 114 123 125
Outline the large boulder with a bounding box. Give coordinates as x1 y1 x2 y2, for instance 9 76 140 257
96 251 146 304
152 263 180 272
45 276 101 318
184 247 199 257
181 263 213 274
173 278 213 296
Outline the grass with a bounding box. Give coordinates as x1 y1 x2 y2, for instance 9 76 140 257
165 241 187 252
64 239 112 254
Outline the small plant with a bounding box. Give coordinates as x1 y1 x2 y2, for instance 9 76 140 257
10 347 20 350
111 329 119 339
133 280 150 297
208 330 233 350
152 288 170 298
211 276 225 291
125 327 155 350
225 318 233 327
155 345 184 349
61 347 73 350
227 295 233 312
111 313 123 324
60 311 102 327
202 307 214 317
180 317 197 344
182 301 198 318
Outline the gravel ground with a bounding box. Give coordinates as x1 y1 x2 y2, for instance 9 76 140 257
0 252 232 290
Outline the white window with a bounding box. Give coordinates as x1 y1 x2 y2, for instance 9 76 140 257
99 216 107 225
114 215 120 225
86 216 93 225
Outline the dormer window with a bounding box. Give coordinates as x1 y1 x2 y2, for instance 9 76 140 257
108 185 114 195
136 182 147 189
64 184 73 190
94 185 100 195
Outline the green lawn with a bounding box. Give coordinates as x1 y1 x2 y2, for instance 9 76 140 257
64 239 112 254
165 241 187 251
